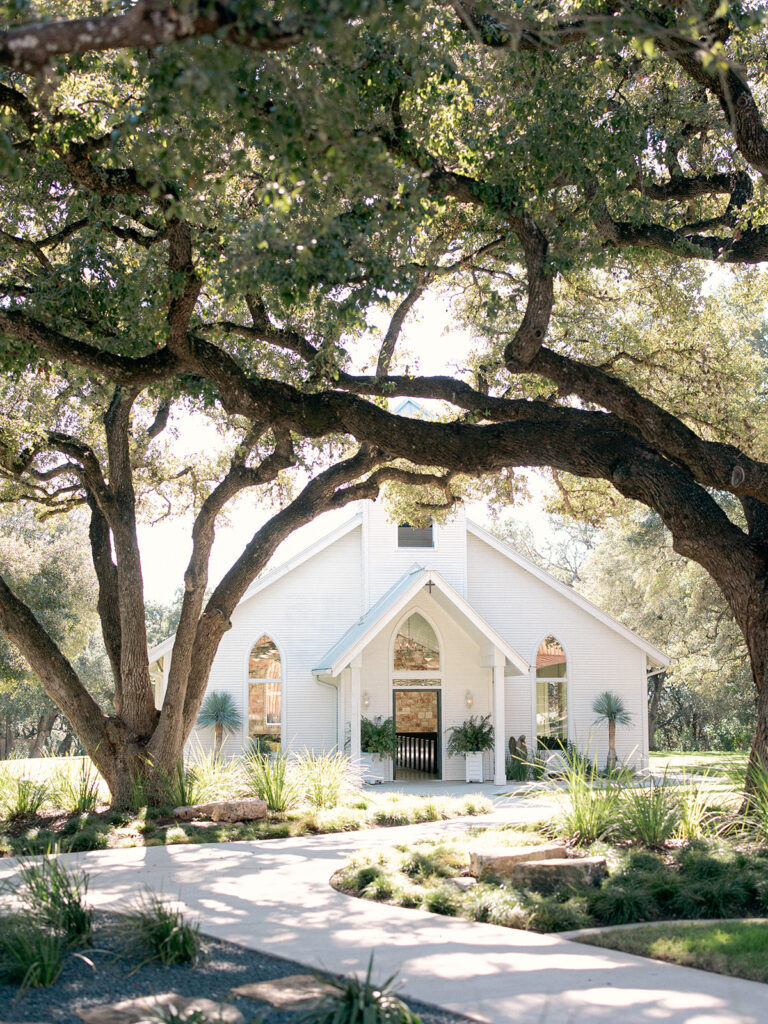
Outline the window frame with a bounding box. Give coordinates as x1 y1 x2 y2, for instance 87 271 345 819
396 522 435 549
390 610 443 689
244 633 285 751
533 635 569 746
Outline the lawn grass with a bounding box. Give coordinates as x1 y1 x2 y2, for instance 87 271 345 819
576 920 768 983
649 751 748 777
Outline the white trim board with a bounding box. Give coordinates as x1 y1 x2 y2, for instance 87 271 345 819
466 520 670 668
313 567 529 678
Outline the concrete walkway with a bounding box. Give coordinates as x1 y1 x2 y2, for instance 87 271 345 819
2 811 765 1024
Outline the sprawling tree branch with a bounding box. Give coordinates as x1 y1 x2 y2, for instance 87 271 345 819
0 0 363 73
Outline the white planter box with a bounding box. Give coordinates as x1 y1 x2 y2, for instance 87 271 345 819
465 751 484 783
360 753 393 783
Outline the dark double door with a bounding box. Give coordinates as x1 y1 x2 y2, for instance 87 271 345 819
393 689 441 780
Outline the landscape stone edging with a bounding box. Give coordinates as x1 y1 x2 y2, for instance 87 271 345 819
558 916 768 940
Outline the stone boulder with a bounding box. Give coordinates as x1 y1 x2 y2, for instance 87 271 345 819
491 856 608 893
173 798 267 822
469 843 568 879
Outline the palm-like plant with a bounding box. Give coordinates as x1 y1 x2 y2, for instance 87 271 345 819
592 691 632 771
196 691 242 756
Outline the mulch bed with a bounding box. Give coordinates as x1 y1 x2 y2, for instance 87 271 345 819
1 913 474 1023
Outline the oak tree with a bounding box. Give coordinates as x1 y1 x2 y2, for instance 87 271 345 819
3 1 768 799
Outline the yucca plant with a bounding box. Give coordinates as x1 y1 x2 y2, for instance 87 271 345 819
196 690 242 756
243 750 298 811
298 956 422 1024
592 691 632 771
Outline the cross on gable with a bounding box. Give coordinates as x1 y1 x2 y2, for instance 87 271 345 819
424 579 435 594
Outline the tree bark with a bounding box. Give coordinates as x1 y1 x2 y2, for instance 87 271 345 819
607 719 617 771
647 672 666 750
29 711 58 758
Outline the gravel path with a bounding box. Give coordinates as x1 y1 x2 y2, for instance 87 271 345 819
2 913 473 1024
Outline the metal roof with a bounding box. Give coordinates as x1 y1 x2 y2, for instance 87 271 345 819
313 566 529 677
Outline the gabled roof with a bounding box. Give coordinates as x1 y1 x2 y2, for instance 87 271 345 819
147 510 363 665
313 566 529 678
466 520 670 669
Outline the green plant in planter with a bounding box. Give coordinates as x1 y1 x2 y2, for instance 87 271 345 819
446 715 494 755
361 716 397 758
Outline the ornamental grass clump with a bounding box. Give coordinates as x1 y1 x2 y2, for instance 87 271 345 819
121 890 200 966
743 762 768 844
14 855 92 943
243 750 298 811
551 750 623 844
617 773 681 847
295 750 360 809
1 775 48 821
50 759 101 814
676 773 717 841
299 956 423 1024
0 916 70 989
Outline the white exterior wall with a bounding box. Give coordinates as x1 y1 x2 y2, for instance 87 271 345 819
363 502 467 606
357 594 493 781
467 533 649 768
194 526 363 759
173 499 656 772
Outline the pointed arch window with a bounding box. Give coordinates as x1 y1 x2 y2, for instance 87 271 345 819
394 612 440 673
248 635 281 751
536 636 567 747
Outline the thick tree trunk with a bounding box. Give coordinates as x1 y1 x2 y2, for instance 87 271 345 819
607 720 617 771
647 671 665 750
28 711 58 758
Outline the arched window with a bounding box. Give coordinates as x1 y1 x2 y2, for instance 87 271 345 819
248 635 281 752
394 612 440 672
536 636 567 747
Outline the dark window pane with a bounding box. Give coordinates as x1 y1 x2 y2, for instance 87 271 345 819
398 523 434 548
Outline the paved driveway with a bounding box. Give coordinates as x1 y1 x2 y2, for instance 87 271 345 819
0 814 764 1024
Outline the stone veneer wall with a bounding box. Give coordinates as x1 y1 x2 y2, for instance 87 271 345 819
395 690 438 733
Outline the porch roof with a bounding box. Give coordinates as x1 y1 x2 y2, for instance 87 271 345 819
313 566 529 678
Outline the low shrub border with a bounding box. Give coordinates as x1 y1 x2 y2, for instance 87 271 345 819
0 791 492 857
332 828 768 935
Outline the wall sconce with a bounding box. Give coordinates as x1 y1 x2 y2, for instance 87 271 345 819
362 691 370 708
465 690 474 710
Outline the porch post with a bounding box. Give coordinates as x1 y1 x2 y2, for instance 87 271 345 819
493 648 506 786
350 656 362 762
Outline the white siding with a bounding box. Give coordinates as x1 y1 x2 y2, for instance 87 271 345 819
467 533 648 768
183 498 652 774
363 502 467 606
198 525 363 759
357 593 492 781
